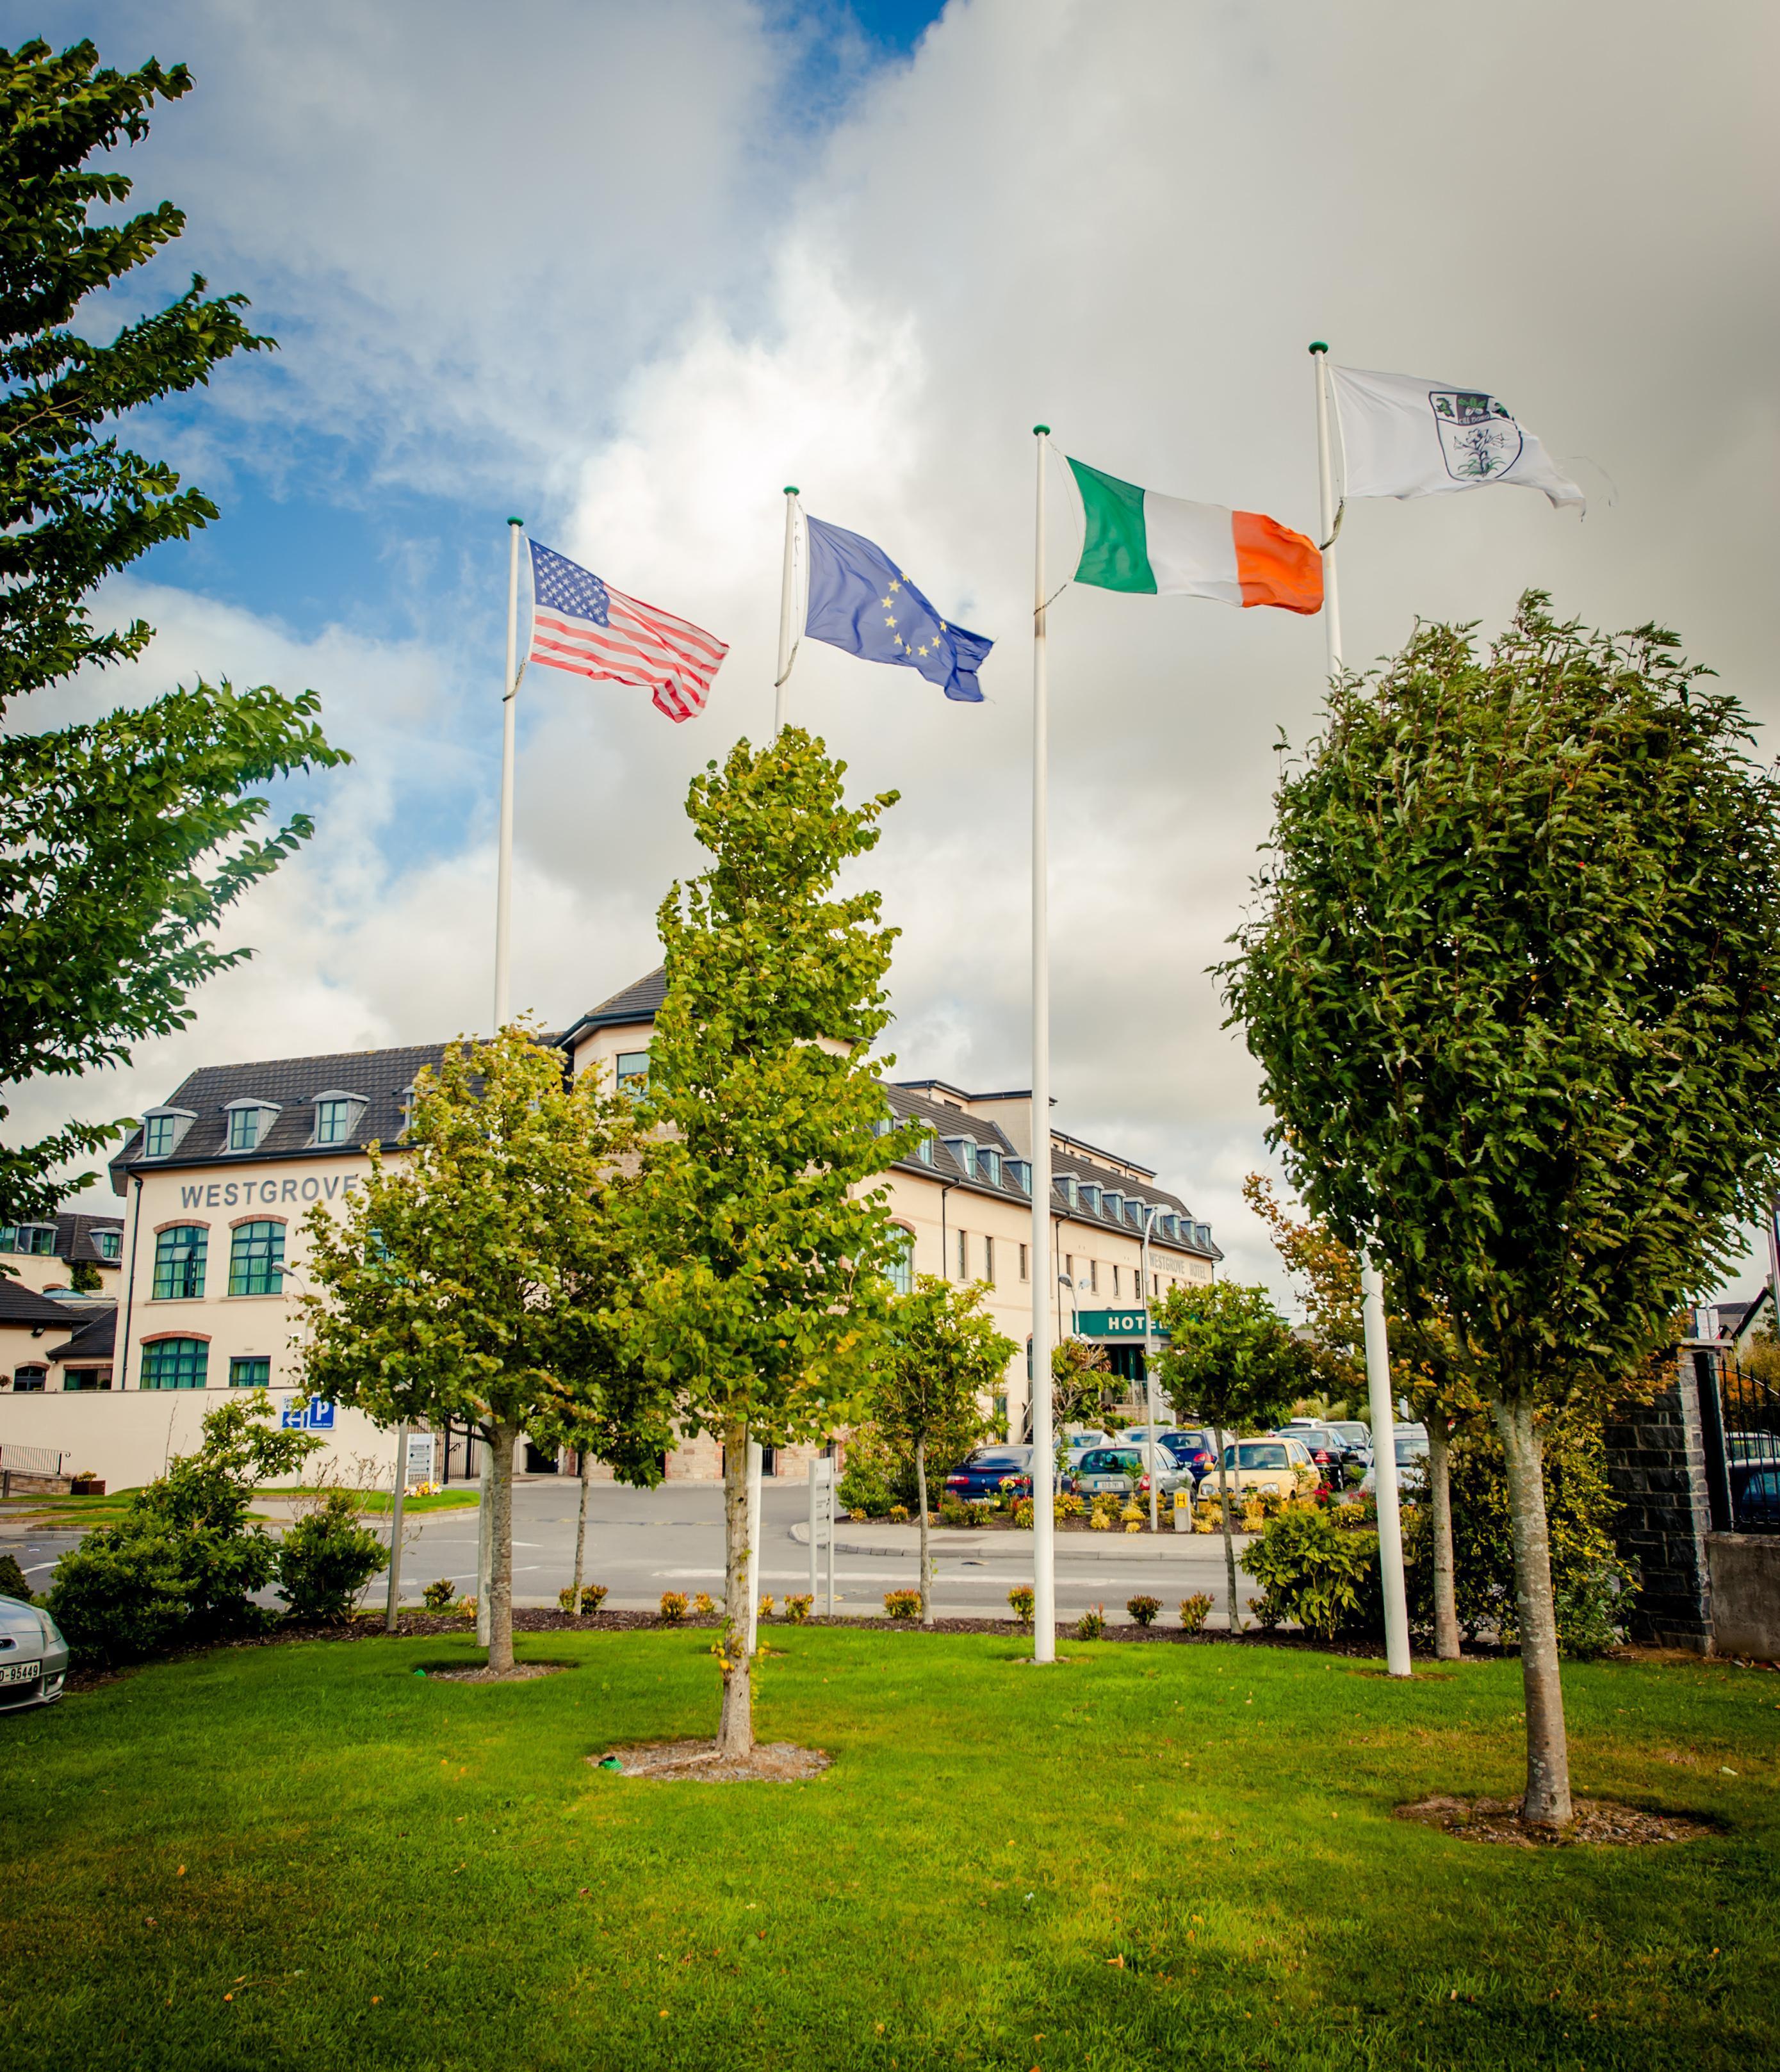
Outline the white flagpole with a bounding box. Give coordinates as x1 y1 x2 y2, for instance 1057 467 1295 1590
1029 425 1056 1665
773 486 800 735
492 516 524 1031
1312 341 1410 1679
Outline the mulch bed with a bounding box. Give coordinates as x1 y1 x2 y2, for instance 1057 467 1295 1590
589 1738 831 1782
421 1661 566 1684
1395 1794 1715 1848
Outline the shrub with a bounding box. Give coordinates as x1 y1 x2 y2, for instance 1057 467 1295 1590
1089 1510 1113 1532
0 1553 32 1602
784 1594 813 1624
838 1448 894 1518
578 1584 608 1615
457 1595 477 1620
1013 1497 1034 1529
557 1585 579 1612
423 1579 457 1612
692 1591 716 1617
1120 1502 1144 1526
47 1392 318 1666
1075 1604 1106 1640
1127 1594 1161 1627
1059 1492 1086 1518
1007 1585 1035 1622
658 1591 689 1624
883 1588 920 1620
1240 1505 1378 1637
887 1503 910 1524
938 1495 970 1528
276 1490 387 1622
1179 1592 1213 1634
756 1594 776 1620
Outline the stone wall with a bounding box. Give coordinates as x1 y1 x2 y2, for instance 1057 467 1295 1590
1603 1359 1714 1650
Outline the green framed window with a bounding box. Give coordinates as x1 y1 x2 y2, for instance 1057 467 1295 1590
229 1221 284 1296
229 1356 271 1388
152 1225 207 1300
96 1230 121 1260
313 1097 355 1144
615 1050 651 1096
1 1223 56 1255
888 1227 914 1296
143 1113 183 1157
142 1339 207 1390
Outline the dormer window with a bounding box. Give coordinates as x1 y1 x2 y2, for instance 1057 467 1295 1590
979 1146 1002 1186
142 1108 196 1159
225 1100 279 1153
1102 1189 1123 1221
0 1223 56 1256
1127 1198 1146 1228
915 1132 935 1166
1007 1159 1031 1194
96 1230 121 1261
1079 1182 1101 1215
943 1136 977 1179
1061 1175 1079 1209
309 1091 367 1146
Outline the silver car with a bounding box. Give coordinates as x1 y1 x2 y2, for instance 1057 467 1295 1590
0 1593 69 1712
1070 1443 1190 1501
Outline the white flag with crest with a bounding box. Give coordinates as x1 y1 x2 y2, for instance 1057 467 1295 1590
1332 366 1584 511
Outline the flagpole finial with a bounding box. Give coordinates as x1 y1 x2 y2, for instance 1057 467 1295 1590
1033 423 1050 436
507 515 524 526
1307 341 1328 355
783 485 799 496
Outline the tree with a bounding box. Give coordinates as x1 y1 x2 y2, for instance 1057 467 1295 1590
869 1276 1013 1624
1151 1280 1309 1633
1 38 344 1224
1050 1336 1115 1432
618 730 921 1756
47 1390 319 1664
295 1028 671 1674
1223 594 1780 1826
1246 1173 1480 1659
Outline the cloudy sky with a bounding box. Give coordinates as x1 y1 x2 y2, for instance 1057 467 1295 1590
19 0 1780 1300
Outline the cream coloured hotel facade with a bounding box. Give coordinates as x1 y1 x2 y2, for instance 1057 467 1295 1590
0 971 1220 1487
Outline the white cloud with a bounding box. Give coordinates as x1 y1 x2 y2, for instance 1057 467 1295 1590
24 0 1780 1301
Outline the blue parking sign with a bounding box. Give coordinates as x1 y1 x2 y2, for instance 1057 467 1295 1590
280 1395 336 1432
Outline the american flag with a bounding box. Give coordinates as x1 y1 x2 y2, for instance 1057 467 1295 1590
525 539 726 722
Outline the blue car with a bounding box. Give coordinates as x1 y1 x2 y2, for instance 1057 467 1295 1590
943 1445 1034 1503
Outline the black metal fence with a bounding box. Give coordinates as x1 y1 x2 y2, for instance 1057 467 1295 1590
1696 1348 1780 1534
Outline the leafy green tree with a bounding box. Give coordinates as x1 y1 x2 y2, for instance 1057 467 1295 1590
1050 1335 1115 1433
1 38 343 1223
1246 1172 1480 1659
1222 594 1780 1826
47 1391 318 1664
618 730 920 1756
869 1275 1013 1624
295 1028 671 1674
1151 1280 1309 1632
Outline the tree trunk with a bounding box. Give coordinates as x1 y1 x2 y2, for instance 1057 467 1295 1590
571 1448 591 1619
915 1437 933 1626
1427 1405 1461 1660
1492 1395 1572 1828
1214 1423 1240 1633
715 1419 755 1758
487 1421 518 1674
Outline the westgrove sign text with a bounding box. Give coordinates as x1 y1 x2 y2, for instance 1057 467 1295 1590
176 1169 369 1213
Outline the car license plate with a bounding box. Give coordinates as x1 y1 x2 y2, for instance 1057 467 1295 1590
0 1660 38 1686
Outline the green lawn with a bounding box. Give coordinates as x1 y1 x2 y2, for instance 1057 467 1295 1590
1 1631 1773 2071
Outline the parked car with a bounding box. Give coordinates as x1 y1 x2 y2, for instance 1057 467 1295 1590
1064 1430 1113 1459
944 1445 1034 1503
0 1593 69 1713
1157 1429 1220 1481
1275 1424 1346 1475
1731 1460 1780 1526
1323 1419 1373 1463
1360 1433 1430 1497
1069 1444 1190 1501
1203 1437 1322 1502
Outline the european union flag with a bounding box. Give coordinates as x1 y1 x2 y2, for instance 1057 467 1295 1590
804 515 993 703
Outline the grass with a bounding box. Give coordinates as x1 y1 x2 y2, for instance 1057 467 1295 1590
348 1487 478 1513
1 1631 1774 2071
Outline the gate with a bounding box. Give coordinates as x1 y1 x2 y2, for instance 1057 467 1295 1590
1695 1347 1780 1534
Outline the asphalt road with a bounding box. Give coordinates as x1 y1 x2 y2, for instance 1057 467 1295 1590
3 1478 1262 1626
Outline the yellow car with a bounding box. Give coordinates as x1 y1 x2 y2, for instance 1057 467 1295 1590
1199 1437 1321 1503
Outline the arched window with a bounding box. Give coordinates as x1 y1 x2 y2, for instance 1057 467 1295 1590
888 1226 915 1296
11 1364 47 1392
152 1225 207 1300
229 1221 285 1296
142 1339 208 1390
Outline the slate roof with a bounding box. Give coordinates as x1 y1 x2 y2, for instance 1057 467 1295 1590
49 1309 115 1364
54 1211 124 1263
0 1280 82 1328
108 1041 464 1189
560 968 668 1045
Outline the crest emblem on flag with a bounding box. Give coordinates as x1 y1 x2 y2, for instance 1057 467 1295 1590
1428 389 1524 483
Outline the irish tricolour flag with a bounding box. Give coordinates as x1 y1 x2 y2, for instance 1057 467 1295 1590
1065 456 1323 615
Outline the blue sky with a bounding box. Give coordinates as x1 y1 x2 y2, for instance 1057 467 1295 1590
19 1 1779 1296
